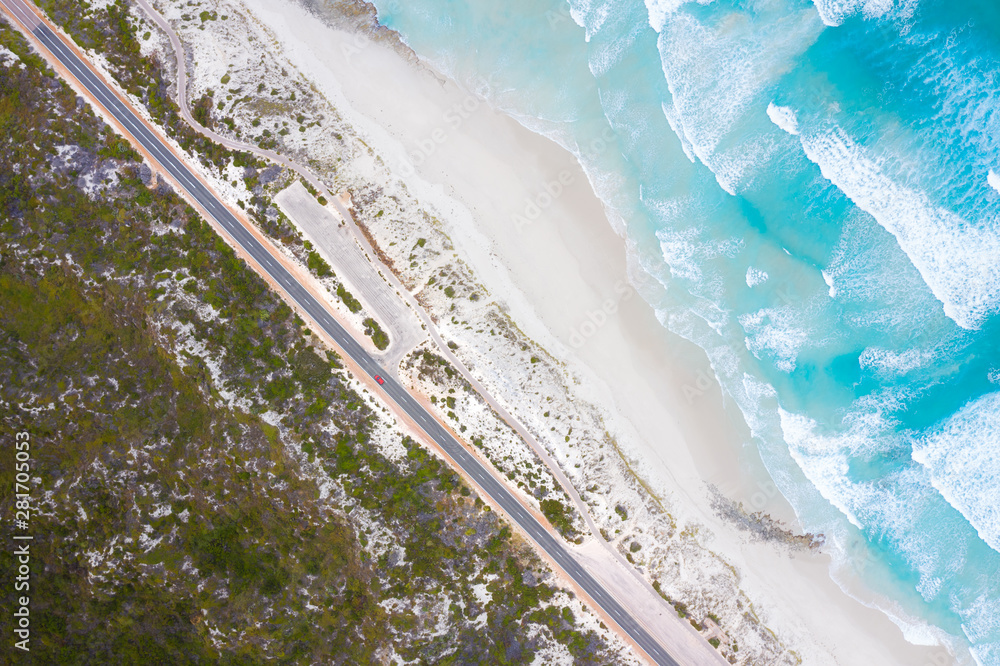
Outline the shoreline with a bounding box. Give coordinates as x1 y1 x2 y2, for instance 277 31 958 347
210 0 958 663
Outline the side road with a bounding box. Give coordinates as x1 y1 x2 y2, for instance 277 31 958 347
136 0 619 560
1 0 724 662
132 1 729 664
0 1 685 662
273 181 426 370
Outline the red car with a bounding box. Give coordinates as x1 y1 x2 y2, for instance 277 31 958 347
374 374 385 385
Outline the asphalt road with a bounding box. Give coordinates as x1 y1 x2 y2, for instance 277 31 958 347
4 2 682 663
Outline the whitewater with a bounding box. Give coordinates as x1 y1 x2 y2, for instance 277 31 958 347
368 0 1000 662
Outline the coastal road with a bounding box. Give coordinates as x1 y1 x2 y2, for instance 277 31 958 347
0 1 683 663
120 8 717 652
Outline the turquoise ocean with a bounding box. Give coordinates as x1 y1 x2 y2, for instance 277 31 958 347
367 0 1000 662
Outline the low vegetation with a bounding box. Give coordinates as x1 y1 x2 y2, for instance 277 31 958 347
405 346 583 542
0 16 626 664
541 498 578 539
337 283 362 313
363 316 389 350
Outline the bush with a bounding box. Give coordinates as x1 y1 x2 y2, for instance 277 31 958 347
363 317 389 350
337 284 362 313
0 12 625 663
191 93 213 128
540 499 576 539
307 250 333 277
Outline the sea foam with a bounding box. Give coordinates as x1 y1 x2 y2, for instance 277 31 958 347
912 392 1000 554
858 346 933 378
739 303 821 373
779 399 992 620
654 7 821 195
373 0 1000 657
766 102 799 135
809 0 917 26
778 408 864 528
746 266 769 287
989 170 1000 195
776 121 1000 330
642 0 712 32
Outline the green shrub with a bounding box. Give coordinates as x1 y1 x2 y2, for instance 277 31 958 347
363 317 389 350
307 250 333 277
0 13 626 663
540 499 576 538
337 284 362 313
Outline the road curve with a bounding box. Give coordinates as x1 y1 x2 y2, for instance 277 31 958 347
0 1 684 663
132 0 335 202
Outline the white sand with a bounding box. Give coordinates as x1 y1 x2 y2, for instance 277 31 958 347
232 1 959 664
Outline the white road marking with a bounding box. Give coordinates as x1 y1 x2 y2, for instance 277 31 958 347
22 16 680 663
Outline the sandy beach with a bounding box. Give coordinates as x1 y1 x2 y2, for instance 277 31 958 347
184 0 962 662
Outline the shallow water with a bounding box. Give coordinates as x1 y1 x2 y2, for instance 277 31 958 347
367 0 1000 662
